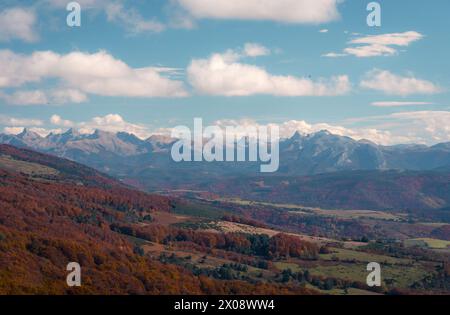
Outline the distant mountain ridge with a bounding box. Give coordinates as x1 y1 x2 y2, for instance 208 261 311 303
1 134 450 214
1 128 449 179
2 141 449 215
278 130 388 174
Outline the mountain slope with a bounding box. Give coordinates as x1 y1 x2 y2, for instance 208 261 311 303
0 145 316 295
0 144 119 187
278 131 387 174
202 170 450 219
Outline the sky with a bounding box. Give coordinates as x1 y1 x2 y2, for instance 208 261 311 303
0 0 449 145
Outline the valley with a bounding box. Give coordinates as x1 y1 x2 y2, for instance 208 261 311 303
0 135 449 295
119 197 449 295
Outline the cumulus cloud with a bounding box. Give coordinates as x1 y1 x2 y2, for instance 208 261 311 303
3 127 28 135
213 110 450 145
50 114 151 139
3 113 150 138
175 0 341 24
0 49 188 98
243 43 271 57
10 127 66 137
2 127 63 137
0 7 38 42
211 118 402 146
387 111 450 144
50 115 74 127
346 111 450 145
324 31 424 58
361 69 441 96
187 47 351 96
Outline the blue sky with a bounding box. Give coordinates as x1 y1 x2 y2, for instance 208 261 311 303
0 0 449 144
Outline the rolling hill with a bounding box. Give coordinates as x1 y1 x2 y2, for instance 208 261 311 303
201 171 450 219
0 144 317 295
0 145 448 295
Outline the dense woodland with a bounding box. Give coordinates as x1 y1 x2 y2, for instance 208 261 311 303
0 145 318 294
0 145 448 295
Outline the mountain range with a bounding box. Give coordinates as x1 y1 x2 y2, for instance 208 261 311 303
1 128 449 179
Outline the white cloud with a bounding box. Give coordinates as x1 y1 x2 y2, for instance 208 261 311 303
349 31 423 47
2 113 150 139
324 31 424 58
278 120 402 145
4 127 64 137
3 127 27 135
212 118 400 146
176 0 341 24
0 89 88 106
0 50 188 98
371 101 433 107
0 115 43 127
50 114 151 139
344 44 397 58
0 90 48 106
187 48 351 96
215 110 450 145
50 115 74 127
243 43 270 57
50 89 88 104
4 110 450 145
105 3 165 34
346 111 450 145
47 0 166 34
388 111 450 143
0 7 38 42
361 70 441 96
319 29 329 33
322 52 347 58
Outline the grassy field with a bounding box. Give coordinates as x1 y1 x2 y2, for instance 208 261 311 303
300 263 429 288
320 248 412 265
298 209 403 221
273 262 302 272
0 155 59 176
196 220 364 247
404 238 450 249
171 200 229 219
273 245 433 290
213 197 404 221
